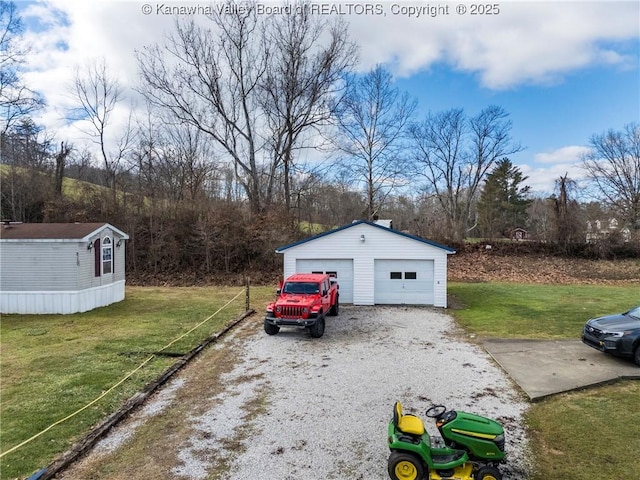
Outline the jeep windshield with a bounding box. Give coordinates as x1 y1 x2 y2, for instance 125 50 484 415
282 282 320 295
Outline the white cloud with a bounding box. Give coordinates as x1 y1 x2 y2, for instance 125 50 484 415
516 145 593 195
534 145 592 164
349 1 639 87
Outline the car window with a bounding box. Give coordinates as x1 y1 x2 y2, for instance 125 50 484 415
627 306 640 319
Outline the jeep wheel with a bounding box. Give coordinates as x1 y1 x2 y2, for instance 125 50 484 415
309 316 325 338
475 466 502 480
329 297 339 316
264 320 280 335
634 345 640 367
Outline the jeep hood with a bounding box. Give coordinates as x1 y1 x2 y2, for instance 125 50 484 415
278 293 314 304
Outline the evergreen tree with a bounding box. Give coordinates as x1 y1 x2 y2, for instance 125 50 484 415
477 158 531 238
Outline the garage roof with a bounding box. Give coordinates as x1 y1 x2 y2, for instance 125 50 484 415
276 220 456 253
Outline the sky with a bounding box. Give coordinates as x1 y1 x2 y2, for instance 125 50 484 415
11 0 640 196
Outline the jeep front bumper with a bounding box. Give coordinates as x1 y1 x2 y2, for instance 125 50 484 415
265 313 318 327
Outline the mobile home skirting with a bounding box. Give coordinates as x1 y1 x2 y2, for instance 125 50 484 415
1 280 126 314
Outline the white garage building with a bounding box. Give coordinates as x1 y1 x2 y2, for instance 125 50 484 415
276 220 456 307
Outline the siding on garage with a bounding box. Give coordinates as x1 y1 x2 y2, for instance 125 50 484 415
279 221 454 307
296 259 354 303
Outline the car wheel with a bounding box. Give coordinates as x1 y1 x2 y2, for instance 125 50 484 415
388 451 425 480
309 315 325 338
264 320 280 335
634 345 640 367
475 465 502 480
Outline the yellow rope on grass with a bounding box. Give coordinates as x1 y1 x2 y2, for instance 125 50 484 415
0 288 246 459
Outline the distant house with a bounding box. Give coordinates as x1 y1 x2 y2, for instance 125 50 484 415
586 218 631 243
511 228 528 241
0 222 129 314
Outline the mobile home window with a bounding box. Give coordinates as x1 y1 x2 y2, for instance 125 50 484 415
102 237 113 274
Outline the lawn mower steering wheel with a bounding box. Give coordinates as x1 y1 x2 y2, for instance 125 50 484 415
425 404 447 418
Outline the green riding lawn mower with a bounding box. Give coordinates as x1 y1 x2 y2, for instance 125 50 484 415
387 402 506 480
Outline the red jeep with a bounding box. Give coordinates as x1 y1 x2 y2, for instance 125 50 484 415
264 273 339 338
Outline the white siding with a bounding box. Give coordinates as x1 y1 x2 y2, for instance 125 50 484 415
1 281 126 314
0 242 81 291
282 223 451 307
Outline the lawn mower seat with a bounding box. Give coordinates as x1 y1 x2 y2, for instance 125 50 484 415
393 402 425 436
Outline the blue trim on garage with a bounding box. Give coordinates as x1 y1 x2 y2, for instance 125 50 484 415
276 221 456 253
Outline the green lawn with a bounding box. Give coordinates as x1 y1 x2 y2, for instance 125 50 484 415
449 282 638 339
0 285 274 480
526 381 640 479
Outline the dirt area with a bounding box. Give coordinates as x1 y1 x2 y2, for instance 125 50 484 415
57 307 531 480
448 252 639 284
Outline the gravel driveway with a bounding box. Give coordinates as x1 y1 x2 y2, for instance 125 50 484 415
61 306 531 480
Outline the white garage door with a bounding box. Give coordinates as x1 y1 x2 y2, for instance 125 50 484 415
296 259 354 303
374 259 434 305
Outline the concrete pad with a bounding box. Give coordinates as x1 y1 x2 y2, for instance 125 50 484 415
483 339 640 401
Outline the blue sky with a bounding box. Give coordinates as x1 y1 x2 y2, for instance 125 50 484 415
397 56 640 194
13 0 640 196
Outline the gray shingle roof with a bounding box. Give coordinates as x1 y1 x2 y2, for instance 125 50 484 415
0 223 128 240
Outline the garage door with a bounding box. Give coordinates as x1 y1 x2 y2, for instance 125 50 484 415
296 259 354 303
374 260 434 305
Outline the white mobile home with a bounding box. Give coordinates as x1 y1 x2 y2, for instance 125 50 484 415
0 222 129 314
276 221 455 307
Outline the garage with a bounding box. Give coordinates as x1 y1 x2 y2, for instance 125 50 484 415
374 259 434 304
276 220 455 307
296 259 354 303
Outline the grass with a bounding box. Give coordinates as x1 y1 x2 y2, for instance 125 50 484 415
449 282 639 480
449 282 639 339
525 381 640 479
0 285 274 480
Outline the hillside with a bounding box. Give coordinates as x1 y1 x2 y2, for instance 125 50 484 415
448 251 640 285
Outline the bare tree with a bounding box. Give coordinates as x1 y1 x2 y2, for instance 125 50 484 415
551 173 583 246
332 65 416 220
410 105 522 241
71 59 134 198
54 141 71 197
0 119 54 221
0 1 43 134
260 9 356 212
137 6 267 213
138 2 354 215
161 123 219 203
582 122 640 232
